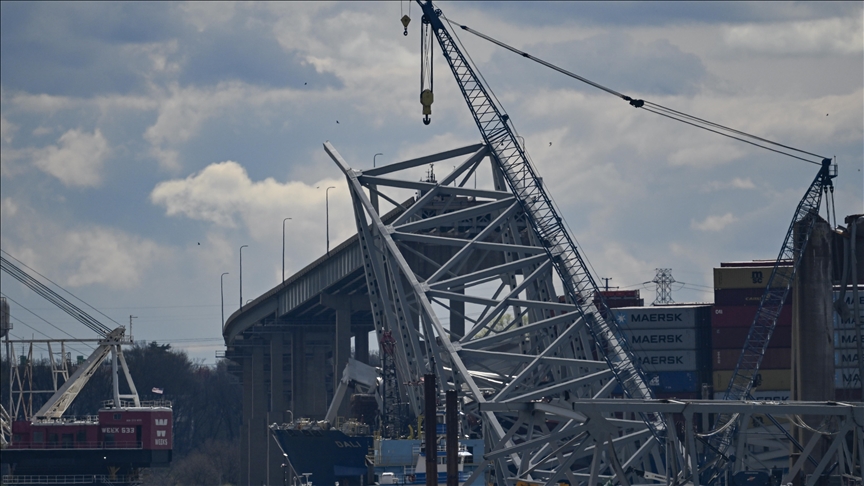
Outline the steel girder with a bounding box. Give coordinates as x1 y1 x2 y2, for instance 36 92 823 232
326 141 681 485
326 142 864 485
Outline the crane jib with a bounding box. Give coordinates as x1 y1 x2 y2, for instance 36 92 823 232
415 0 664 439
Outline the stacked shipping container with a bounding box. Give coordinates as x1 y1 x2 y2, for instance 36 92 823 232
711 263 793 399
613 305 712 398
833 288 864 400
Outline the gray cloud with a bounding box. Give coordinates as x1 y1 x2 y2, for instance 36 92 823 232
461 1 860 28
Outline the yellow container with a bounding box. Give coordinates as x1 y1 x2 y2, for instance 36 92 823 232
713 369 791 391
713 266 794 290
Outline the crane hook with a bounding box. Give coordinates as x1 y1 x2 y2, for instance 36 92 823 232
423 115 431 125
401 15 411 36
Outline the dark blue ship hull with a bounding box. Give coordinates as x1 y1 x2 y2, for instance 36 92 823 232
271 428 374 486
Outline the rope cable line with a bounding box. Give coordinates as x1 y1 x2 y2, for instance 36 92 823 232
443 16 828 166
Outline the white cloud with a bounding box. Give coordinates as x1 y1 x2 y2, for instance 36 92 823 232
1 116 17 143
705 177 757 191
150 160 350 243
32 129 110 187
1 198 18 218
62 227 164 288
1 222 165 290
724 17 863 55
691 213 738 232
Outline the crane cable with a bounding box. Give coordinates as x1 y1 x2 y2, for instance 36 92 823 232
1 254 113 337
442 16 828 166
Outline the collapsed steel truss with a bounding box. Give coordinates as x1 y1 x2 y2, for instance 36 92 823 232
326 141 863 485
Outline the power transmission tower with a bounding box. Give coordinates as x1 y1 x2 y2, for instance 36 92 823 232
652 268 675 304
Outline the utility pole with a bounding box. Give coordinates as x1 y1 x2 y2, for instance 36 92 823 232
652 268 675 305
129 315 137 343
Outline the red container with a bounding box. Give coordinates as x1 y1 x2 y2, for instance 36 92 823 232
711 326 792 349
719 260 792 268
835 388 862 401
713 348 791 370
711 305 791 328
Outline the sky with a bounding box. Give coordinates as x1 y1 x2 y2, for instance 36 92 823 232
1 1 862 365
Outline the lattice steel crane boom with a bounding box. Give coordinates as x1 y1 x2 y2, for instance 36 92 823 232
703 158 836 479
413 0 663 435
0 255 141 419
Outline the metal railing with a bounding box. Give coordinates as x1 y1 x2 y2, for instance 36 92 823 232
6 440 143 450
1 474 140 484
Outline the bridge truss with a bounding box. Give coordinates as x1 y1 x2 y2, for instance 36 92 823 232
327 141 863 485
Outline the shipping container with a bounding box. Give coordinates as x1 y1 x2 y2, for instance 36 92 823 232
833 290 864 308
835 350 864 367
835 388 862 401
834 330 863 349
613 305 711 330
712 326 791 349
711 305 792 328
596 290 641 298
713 390 791 401
714 288 795 307
623 328 698 351
719 260 792 268
654 391 700 400
614 371 706 394
713 266 794 290
634 350 699 372
833 290 864 328
713 348 791 370
835 368 861 389
713 369 791 391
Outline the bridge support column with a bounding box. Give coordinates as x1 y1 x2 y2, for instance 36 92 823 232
269 335 288 485
792 217 834 475
241 344 268 486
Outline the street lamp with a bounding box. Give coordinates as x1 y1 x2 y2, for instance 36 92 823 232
374 153 383 168
325 186 336 255
239 245 248 308
282 217 292 282
221 272 229 326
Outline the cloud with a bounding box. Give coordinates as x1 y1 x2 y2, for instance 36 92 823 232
1 116 16 143
1 221 165 289
62 227 163 288
32 128 110 187
705 177 756 191
691 213 738 232
150 160 349 242
724 17 863 55
1 197 18 218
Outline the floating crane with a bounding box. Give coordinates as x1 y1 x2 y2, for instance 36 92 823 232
0 254 173 485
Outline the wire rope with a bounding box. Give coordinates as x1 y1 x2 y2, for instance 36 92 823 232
444 17 828 165
1 249 120 328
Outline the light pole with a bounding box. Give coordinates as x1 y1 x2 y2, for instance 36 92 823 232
221 272 229 326
325 186 335 255
282 217 292 282
239 245 248 308
374 153 383 168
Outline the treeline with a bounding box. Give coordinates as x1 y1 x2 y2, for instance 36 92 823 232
1 342 242 485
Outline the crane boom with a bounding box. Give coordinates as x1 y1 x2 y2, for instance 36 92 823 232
704 158 836 478
0 255 141 419
415 0 664 437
